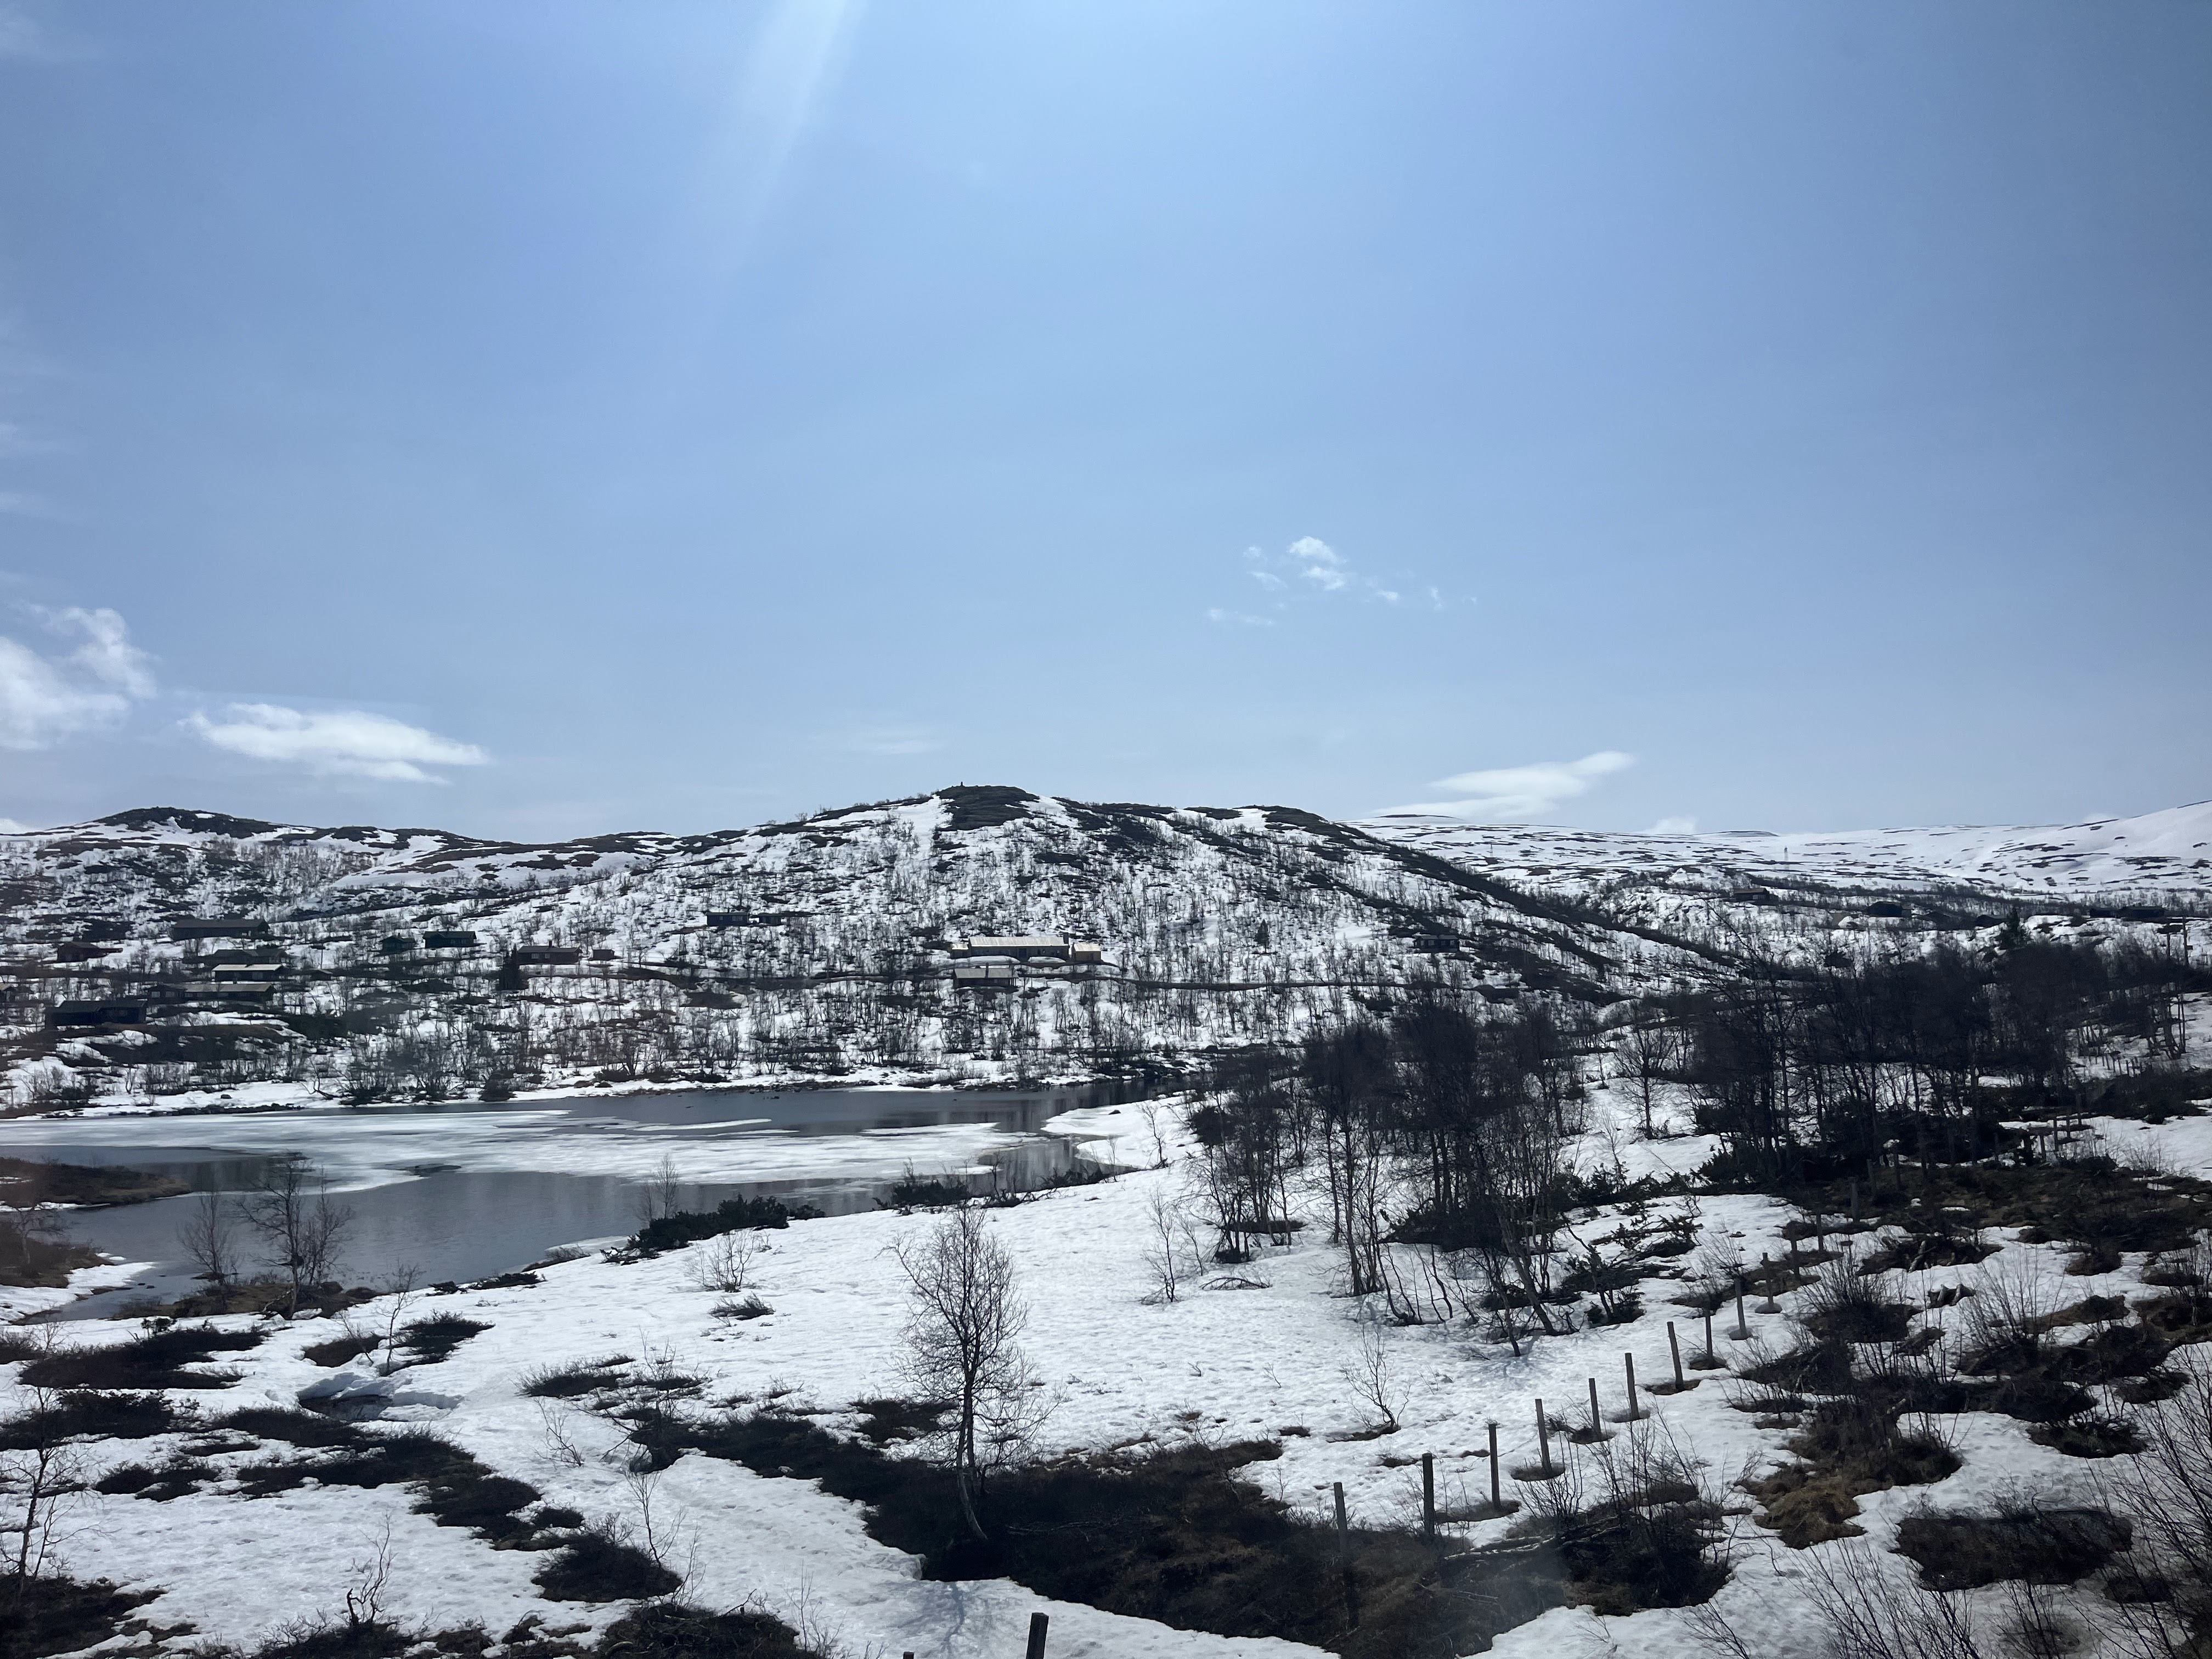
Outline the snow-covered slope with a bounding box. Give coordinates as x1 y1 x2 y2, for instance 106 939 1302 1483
13 1093 2203 1659
1 787 1723 1101
1364 800 2212 911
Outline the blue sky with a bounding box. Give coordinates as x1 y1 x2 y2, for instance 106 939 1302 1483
2 1 2207 840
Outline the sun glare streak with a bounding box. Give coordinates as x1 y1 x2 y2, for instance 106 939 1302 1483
700 0 868 265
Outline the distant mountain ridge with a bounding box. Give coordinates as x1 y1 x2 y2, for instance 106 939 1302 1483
1362 800 2212 913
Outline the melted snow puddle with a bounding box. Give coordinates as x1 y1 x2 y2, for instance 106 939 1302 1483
3 1085 1121 1318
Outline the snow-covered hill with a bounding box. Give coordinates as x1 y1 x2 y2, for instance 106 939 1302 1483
1364 800 2212 916
5 787 2204 1107
1 786 1723 1104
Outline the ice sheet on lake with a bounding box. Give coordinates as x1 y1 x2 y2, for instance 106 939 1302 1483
0 1107 1045 1193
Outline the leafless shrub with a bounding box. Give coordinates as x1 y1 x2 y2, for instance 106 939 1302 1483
1338 1311 1403 1434
239 1158 353 1315
623 1465 686 1586
1999 1579 2080 1659
2098 1347 2212 1658
634 1153 683 1227
1141 1187 1204 1304
686 1229 764 1295
1960 1248 2061 1371
176 1189 241 1304
342 1517 397 1632
781 1573 883 1659
535 1400 586 1468
357 1263 424 1375
0 1329 89 1598
1137 1100 1175 1167
1800 1538 1992 1659
1521 1417 1734 1614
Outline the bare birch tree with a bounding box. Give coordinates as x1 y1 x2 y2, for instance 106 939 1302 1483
2 1332 88 1608
240 1158 353 1315
893 1206 1047 1538
177 1188 241 1306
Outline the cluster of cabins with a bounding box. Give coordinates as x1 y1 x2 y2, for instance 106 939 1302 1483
34 916 585 1031
946 934 1105 991
35 910 1119 1031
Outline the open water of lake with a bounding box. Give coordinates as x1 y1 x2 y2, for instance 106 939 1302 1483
1 1085 1132 1318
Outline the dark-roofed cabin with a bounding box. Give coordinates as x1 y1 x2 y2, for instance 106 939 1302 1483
49 999 145 1028
512 945 583 966
424 930 477 950
172 917 271 940
380 935 417 955
951 962 1017 991
189 979 273 1002
951 934 1070 961
55 942 116 962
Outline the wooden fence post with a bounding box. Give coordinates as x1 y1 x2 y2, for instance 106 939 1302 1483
1667 1321 1686 1389
1587 1374 1602 1436
1025 1613 1049 1659
1487 1421 1500 1509
1623 1352 1641 1420
1733 1273 1750 1339
1333 1481 1358 1628
1534 1398 1552 1475
1422 1452 1436 1544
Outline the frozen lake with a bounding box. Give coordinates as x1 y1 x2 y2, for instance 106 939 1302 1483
2 1085 1131 1317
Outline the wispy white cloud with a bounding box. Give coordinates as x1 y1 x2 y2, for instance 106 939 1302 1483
1245 535 1361 594
0 6 51 60
1393 751 1635 821
41 606 155 697
0 422 55 458
0 817 29 834
1221 536 1438 624
1647 815 1697 835
1204 607 1277 628
0 606 156 749
1285 536 1347 590
826 722 943 757
185 704 489 783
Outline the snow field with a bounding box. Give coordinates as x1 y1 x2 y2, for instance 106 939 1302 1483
7 1090 2207 1658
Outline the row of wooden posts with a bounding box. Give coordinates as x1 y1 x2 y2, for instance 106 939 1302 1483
899 1612 1052 1659
946 1276 1791 1650
1404 1300 1765 1545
